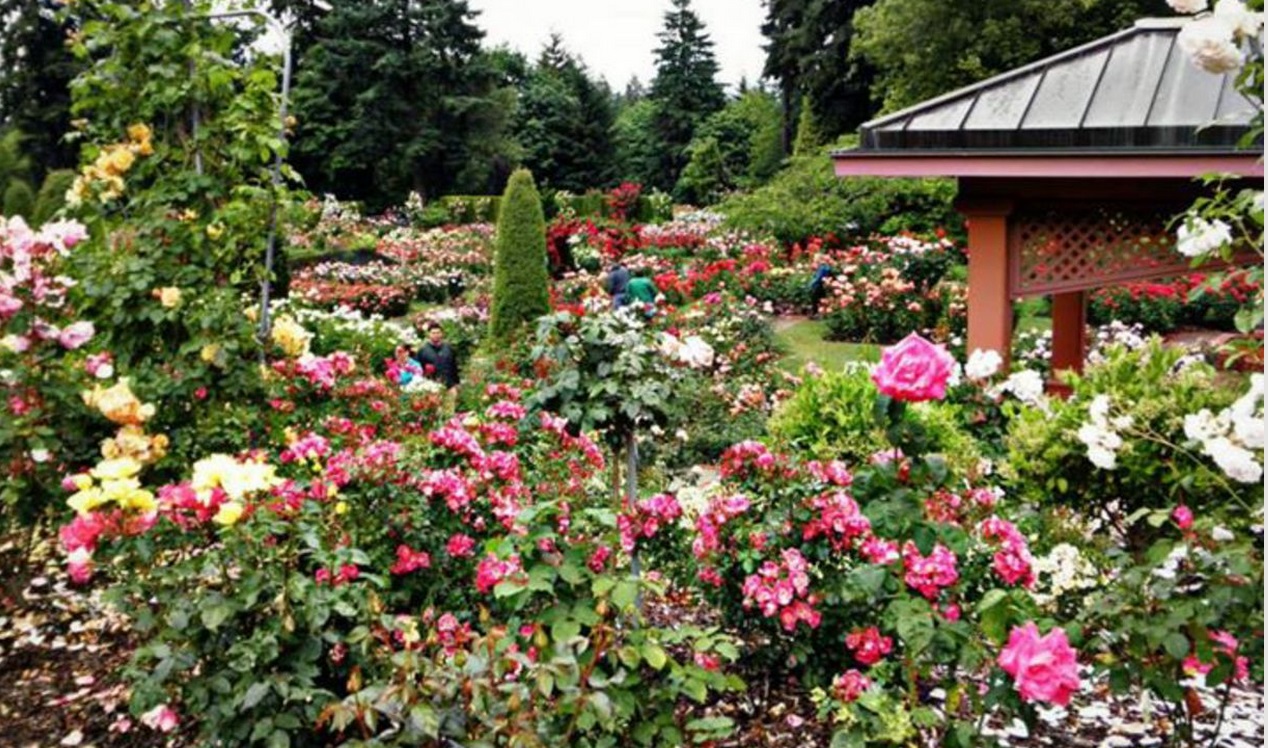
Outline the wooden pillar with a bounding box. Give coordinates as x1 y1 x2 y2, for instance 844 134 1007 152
957 199 1015 368
1049 290 1087 393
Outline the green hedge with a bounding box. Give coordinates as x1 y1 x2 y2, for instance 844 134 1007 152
434 191 670 227
489 169 550 341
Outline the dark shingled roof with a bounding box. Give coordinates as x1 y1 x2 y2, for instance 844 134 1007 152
840 18 1260 154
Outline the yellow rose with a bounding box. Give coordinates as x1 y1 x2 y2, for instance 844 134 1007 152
206 222 225 241
155 286 182 308
127 122 151 143
67 487 106 516
334 501 348 515
213 500 245 526
270 317 313 358
82 379 154 426
114 486 157 514
101 425 168 464
71 474 94 491
91 456 142 481
99 145 135 177
200 343 224 366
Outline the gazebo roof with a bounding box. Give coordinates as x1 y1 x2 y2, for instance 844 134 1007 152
834 18 1261 168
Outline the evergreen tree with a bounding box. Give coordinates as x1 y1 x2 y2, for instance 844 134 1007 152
649 0 724 191
287 0 511 208
613 99 661 188
514 37 617 192
762 0 877 145
0 0 81 178
675 90 783 201
489 169 549 341
792 95 823 156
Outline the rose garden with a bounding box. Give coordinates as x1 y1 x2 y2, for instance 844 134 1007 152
0 1 1264 747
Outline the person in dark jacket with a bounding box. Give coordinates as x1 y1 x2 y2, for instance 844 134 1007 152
415 324 459 389
808 256 833 319
606 261 631 309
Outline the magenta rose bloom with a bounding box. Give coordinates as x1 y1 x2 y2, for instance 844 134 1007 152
998 622 1081 706
871 333 957 402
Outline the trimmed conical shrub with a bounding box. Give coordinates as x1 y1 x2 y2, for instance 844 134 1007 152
489 168 550 341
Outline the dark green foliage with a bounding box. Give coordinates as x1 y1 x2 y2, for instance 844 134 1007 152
718 146 959 245
649 0 725 191
675 90 785 203
791 96 823 156
489 169 550 340
614 99 662 187
287 0 515 209
762 0 878 143
0 0 81 178
33 169 75 224
3 179 33 218
513 35 617 193
853 0 1170 113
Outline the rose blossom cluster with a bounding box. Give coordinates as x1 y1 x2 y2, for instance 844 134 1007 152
1076 394 1133 470
691 494 752 563
1173 0 1262 75
618 493 683 552
1182 374 1264 484
978 517 1036 588
741 548 822 632
801 490 871 551
718 440 780 480
1183 629 1250 682
845 626 894 667
901 541 960 599
1 216 93 354
474 553 523 594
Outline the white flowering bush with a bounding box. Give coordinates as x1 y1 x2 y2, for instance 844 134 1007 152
1005 339 1261 525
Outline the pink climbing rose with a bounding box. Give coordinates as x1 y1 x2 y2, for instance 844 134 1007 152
871 333 957 402
998 622 1082 706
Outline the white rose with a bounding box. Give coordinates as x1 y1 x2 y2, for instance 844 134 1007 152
29 448 50 463
1002 369 1045 404
1213 0 1263 37
1211 526 1235 542
964 348 1003 380
1168 0 1208 13
1203 436 1264 483
1176 216 1234 258
1177 17 1244 74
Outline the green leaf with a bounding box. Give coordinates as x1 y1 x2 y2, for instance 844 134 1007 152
1163 632 1191 660
551 619 581 643
643 643 668 671
617 645 641 668
242 681 271 710
201 603 232 631
612 579 639 611
682 678 708 703
558 562 584 585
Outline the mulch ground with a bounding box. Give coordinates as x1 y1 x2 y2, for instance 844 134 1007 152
1 535 1261 748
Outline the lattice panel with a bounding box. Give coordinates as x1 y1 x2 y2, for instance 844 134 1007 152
1010 208 1186 296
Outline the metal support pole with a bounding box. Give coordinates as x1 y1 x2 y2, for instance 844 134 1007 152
625 430 642 613
257 26 292 362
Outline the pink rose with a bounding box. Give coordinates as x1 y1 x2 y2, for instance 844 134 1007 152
871 333 957 402
998 622 1081 706
58 321 95 350
140 704 179 733
1172 505 1194 530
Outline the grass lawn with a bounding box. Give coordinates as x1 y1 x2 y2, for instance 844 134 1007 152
774 318 879 374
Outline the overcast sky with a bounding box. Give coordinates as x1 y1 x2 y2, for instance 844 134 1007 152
468 0 768 91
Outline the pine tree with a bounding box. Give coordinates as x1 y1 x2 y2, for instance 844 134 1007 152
792 96 824 156
649 0 725 191
0 0 81 178
762 0 877 145
489 169 550 341
514 38 617 192
287 0 511 208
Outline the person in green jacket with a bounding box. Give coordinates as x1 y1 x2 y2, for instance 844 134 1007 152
625 269 658 316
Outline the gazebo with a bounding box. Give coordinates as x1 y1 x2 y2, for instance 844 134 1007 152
832 18 1263 378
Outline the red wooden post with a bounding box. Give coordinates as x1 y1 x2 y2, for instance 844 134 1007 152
1049 291 1087 393
958 199 1015 370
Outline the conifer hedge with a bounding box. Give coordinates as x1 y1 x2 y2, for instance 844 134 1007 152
489 168 551 340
